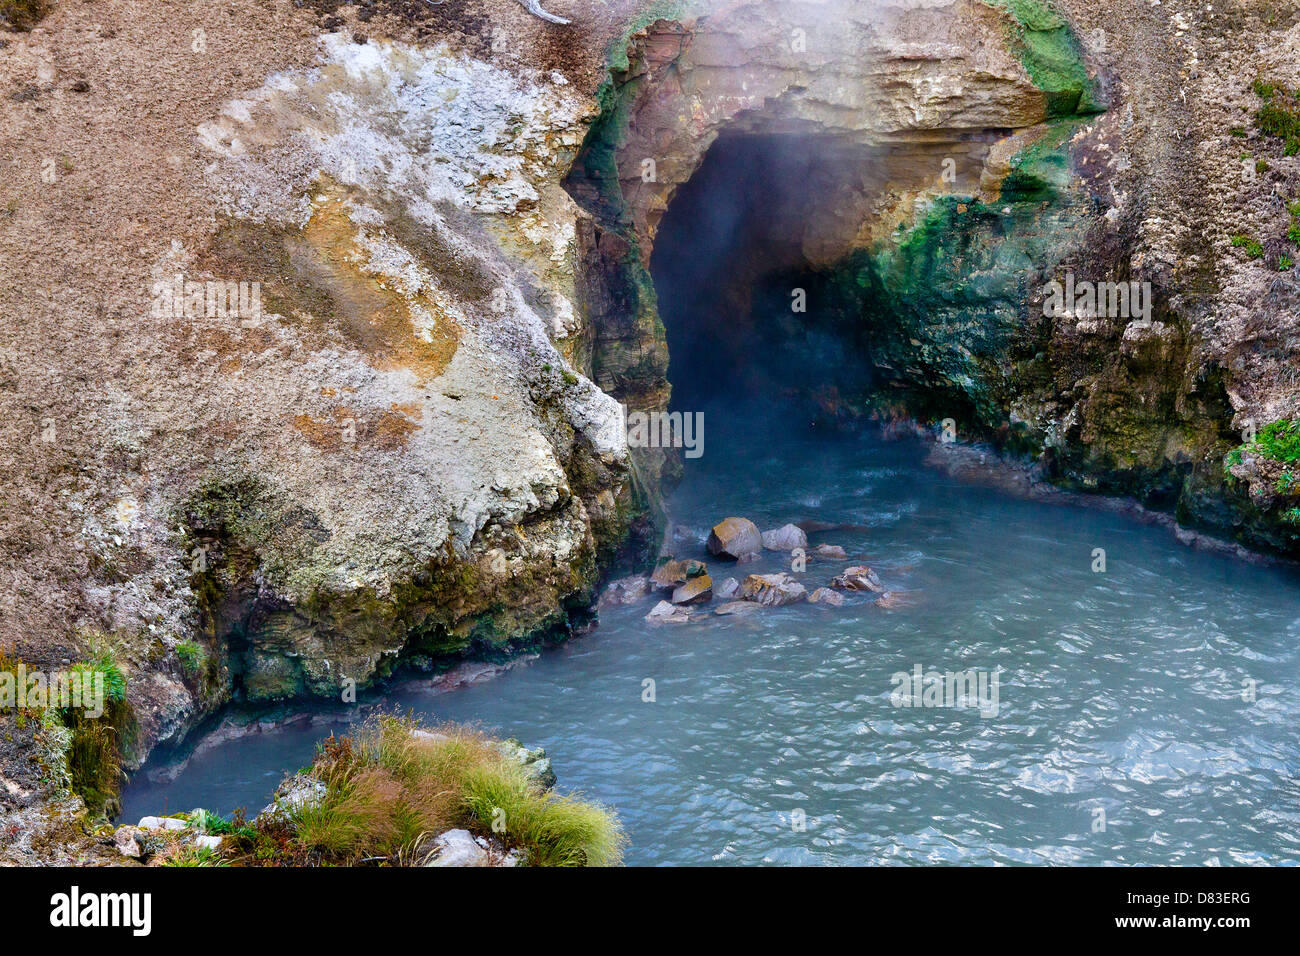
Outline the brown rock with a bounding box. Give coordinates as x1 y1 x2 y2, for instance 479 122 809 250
808 587 845 607
671 574 713 605
645 600 690 624
706 517 762 560
714 600 762 616
813 544 847 560
113 826 143 859
651 559 708 590
739 573 808 607
831 565 884 592
650 560 689 590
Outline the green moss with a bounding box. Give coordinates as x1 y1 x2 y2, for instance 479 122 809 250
1253 78 1300 155
1230 234 1265 259
982 0 1101 116
1249 419 1300 464
0 0 45 30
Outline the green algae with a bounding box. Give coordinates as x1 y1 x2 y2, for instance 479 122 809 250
982 0 1101 117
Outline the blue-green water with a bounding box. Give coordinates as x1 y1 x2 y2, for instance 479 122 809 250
121 410 1300 865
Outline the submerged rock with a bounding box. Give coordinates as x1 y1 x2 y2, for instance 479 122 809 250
714 600 762 616
874 591 911 609
599 575 651 606
650 559 706 590
646 600 691 624
831 565 885 592
761 523 808 552
808 587 846 607
739 573 808 607
672 575 713 605
707 517 763 560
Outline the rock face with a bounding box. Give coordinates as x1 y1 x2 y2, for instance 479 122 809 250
739 573 808 607
707 518 763 560
0 3 651 778
761 524 809 552
566 0 1300 560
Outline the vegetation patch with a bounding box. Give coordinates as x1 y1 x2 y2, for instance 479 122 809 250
982 0 1101 116
1232 418 1300 467
0 634 132 817
226 714 625 866
1253 78 1300 155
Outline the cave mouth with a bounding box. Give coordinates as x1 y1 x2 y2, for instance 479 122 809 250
650 131 895 424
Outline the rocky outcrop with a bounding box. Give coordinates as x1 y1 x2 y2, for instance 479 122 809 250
565 0 1300 558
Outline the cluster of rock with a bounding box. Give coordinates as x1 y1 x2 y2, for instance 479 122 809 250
601 517 907 625
111 813 226 861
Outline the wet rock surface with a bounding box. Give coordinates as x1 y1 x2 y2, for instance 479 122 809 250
706 517 763 560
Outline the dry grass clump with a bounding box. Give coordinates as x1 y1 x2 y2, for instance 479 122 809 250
290 714 625 866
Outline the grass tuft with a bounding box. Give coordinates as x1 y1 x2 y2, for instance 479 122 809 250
269 714 625 866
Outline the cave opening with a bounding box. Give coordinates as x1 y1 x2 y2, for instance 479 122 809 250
650 131 894 423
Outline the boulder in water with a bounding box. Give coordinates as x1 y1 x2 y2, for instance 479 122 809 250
599 574 651 606
650 560 687 590
808 587 845 607
761 523 808 552
714 600 762 616
715 576 740 600
707 517 762 560
813 544 847 560
740 572 808 606
831 565 884 592
874 590 911 609
672 575 713 605
646 600 691 624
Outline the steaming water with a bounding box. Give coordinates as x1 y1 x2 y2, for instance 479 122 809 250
121 405 1300 865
